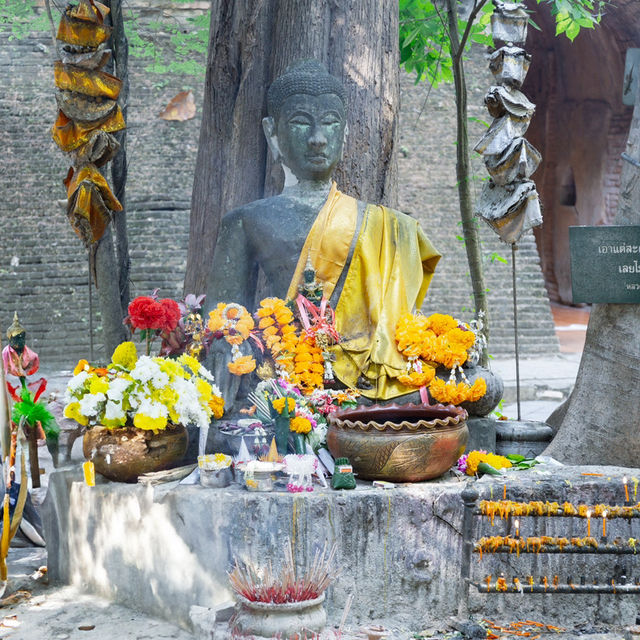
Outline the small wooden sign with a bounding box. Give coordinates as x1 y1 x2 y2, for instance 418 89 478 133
570 225 640 304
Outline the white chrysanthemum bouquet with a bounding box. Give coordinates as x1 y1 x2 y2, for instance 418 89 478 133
64 341 224 431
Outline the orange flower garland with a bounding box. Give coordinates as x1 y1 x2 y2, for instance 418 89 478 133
429 376 486 405
292 335 325 394
394 311 486 404
207 303 257 375
256 298 299 377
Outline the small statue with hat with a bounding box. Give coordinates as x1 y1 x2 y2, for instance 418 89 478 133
2 313 40 380
2 313 57 490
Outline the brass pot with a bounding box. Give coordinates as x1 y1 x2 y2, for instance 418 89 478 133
83 424 188 483
327 403 468 482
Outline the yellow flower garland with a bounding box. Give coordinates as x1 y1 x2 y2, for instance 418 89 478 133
207 303 257 375
257 298 299 377
293 336 325 394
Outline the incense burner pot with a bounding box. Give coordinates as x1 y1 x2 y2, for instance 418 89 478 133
327 403 468 482
233 593 326 639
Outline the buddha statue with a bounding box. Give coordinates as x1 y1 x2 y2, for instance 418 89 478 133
204 59 441 411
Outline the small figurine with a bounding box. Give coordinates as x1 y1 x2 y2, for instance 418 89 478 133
2 313 39 379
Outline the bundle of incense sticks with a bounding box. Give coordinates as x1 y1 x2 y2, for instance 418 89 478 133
228 539 340 603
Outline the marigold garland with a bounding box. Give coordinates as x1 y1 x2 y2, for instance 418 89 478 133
397 367 435 388
292 336 324 394
208 303 257 375
394 311 486 405
429 377 486 405
256 298 299 377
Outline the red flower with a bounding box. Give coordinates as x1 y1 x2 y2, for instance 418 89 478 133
128 296 166 330
159 298 181 332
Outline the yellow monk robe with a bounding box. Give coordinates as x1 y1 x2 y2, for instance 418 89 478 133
287 185 441 400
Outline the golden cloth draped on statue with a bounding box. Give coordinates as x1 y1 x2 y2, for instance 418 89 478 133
287 184 441 400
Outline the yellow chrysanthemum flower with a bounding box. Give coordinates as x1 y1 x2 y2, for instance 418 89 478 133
89 375 109 395
290 416 312 434
195 377 213 404
73 359 90 376
178 353 202 375
63 401 88 426
111 341 138 370
208 395 225 419
133 413 168 431
465 451 512 476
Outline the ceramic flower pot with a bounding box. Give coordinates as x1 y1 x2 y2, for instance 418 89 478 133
83 424 188 483
233 593 326 639
327 403 468 482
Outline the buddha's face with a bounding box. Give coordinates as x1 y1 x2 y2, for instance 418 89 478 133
274 93 346 181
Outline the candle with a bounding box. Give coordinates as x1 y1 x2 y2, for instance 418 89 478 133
602 511 607 538
624 476 630 502
503 484 507 500
515 518 520 538
586 510 592 537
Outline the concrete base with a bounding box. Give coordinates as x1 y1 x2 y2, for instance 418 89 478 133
42 465 640 633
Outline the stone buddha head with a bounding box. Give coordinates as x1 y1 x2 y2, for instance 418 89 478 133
263 59 347 185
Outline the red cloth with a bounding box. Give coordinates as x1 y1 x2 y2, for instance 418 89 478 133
2 344 40 377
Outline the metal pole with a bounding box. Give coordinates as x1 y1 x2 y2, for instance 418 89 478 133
459 481 479 618
512 244 521 420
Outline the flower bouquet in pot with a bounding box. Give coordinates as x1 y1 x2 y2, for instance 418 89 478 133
63 341 224 482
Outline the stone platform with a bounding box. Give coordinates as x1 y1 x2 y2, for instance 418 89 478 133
42 464 640 634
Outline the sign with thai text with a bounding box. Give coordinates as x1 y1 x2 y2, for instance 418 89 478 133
570 225 640 303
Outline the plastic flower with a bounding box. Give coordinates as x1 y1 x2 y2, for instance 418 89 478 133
128 296 166 330
111 341 138 370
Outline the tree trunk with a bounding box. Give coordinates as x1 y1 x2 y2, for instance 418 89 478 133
89 0 129 361
184 0 399 296
446 0 489 362
544 79 640 465
109 0 131 315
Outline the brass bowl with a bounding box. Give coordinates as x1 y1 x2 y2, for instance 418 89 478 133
327 403 468 482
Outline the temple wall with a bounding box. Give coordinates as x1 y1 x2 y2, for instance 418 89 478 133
0 4 562 368
43 467 639 632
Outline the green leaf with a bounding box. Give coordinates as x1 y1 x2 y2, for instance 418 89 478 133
565 20 581 41
506 454 526 463
477 462 503 476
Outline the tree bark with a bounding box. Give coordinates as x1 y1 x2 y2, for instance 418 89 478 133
446 0 489 362
544 78 640 465
109 0 131 315
184 0 399 296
